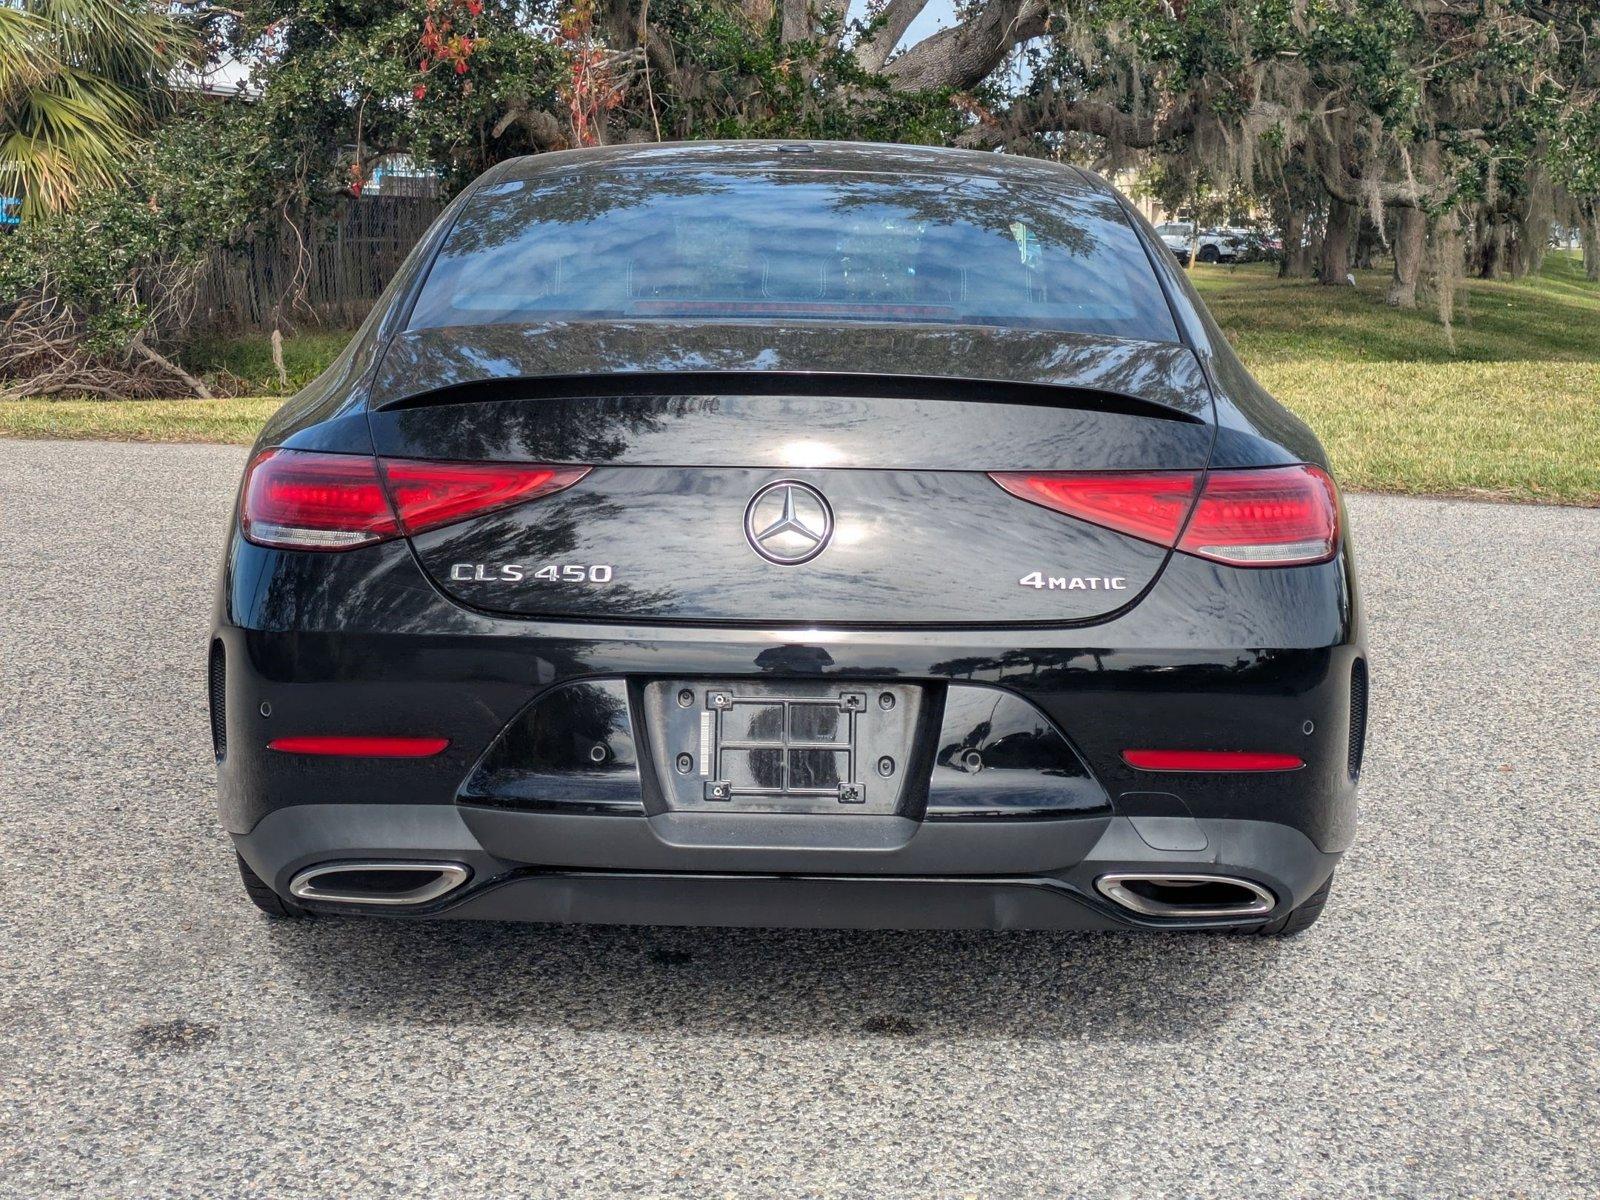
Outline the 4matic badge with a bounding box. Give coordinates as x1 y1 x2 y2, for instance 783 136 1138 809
1018 572 1128 591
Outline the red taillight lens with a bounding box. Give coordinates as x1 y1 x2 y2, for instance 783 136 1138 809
379 459 590 537
1177 465 1339 567
990 471 1201 546
988 464 1339 568
241 450 589 552
241 450 397 550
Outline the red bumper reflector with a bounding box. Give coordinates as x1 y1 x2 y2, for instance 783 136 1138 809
267 736 450 758
1123 749 1304 772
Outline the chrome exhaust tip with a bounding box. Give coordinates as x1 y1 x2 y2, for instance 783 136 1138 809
288 861 471 907
1094 872 1276 919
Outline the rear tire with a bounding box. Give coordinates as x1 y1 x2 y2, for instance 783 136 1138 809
1257 872 1334 936
1197 244 1220 263
236 853 308 919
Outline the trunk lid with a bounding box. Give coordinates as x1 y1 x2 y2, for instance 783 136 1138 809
367 322 1214 626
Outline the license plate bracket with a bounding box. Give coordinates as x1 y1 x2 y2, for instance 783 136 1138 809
642 680 923 815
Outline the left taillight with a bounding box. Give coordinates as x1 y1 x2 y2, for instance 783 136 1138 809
240 449 589 552
241 450 396 550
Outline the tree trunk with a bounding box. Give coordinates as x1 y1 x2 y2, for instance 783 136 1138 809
1279 209 1306 278
1585 203 1600 282
881 0 1050 91
1387 205 1426 308
1293 225 1320 278
1293 213 1320 277
1319 198 1354 285
1478 219 1507 279
1518 236 1545 279
1354 218 1378 270
1507 215 1543 279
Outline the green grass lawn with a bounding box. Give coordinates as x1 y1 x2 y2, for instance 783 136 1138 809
180 330 357 394
2 254 1597 503
1189 253 1600 504
0 397 286 445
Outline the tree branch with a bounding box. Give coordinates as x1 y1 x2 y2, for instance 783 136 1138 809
778 0 850 44
491 102 570 151
1313 159 1442 211
961 95 1199 150
960 92 1296 159
882 0 1050 92
130 333 213 399
854 0 931 75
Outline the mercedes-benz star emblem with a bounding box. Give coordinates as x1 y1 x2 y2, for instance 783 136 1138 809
744 480 833 565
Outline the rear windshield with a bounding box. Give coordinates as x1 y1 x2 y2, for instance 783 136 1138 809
408 168 1179 341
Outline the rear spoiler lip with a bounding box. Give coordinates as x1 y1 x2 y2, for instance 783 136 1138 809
369 370 1207 425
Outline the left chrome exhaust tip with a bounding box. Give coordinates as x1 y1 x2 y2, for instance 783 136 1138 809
288 861 471 907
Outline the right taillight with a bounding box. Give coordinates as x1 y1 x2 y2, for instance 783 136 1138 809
1178 465 1339 566
989 463 1339 568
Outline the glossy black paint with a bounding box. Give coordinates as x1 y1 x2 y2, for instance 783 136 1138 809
214 141 1365 928
371 326 1211 413
214 534 1359 850
459 679 644 815
410 465 1175 624
925 686 1109 820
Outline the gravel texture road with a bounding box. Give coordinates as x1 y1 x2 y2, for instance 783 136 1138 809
2 438 1597 1199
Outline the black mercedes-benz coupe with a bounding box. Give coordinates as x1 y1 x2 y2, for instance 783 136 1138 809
212 141 1365 934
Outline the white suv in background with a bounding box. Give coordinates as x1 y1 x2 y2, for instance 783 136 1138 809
1155 223 1239 263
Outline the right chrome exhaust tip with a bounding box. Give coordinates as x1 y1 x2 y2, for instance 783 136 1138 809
1094 872 1276 919
288 861 471 907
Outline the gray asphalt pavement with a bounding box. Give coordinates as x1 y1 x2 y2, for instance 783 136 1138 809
2 437 1597 1199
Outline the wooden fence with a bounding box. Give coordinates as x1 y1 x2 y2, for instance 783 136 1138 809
192 196 445 333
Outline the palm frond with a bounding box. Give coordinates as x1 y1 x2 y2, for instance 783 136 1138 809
1 0 199 218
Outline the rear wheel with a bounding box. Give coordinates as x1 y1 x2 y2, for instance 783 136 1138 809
1257 872 1334 936
1197 244 1221 263
236 853 308 919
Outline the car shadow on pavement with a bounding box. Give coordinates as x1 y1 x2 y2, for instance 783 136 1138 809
263 918 1286 1040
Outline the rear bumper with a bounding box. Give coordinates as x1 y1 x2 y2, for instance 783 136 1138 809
214 533 1362 931
233 802 1340 931
214 538 1363 840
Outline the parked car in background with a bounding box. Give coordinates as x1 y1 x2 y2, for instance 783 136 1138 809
1154 222 1239 264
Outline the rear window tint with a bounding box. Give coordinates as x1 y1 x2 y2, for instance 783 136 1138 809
409 169 1179 342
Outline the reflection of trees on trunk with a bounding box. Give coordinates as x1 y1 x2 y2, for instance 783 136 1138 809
254 545 479 635
426 492 681 617
374 323 1209 417
380 392 680 463
925 648 1286 692
926 649 1116 691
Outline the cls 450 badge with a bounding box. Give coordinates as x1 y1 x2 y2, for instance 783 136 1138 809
450 563 614 583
